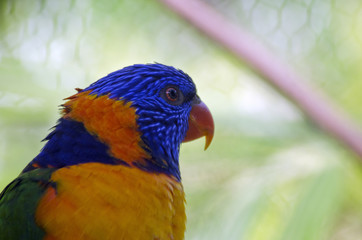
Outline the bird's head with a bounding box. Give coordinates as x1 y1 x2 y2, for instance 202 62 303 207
60 63 214 180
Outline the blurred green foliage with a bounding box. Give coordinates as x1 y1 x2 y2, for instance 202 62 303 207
1 0 362 239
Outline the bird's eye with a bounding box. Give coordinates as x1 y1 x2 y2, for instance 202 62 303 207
166 87 178 101
160 85 184 106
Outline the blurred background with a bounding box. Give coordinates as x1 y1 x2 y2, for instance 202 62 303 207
1 0 362 239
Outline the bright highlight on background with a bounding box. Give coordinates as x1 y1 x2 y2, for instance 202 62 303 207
1 0 362 239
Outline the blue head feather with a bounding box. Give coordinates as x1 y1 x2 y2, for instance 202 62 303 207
24 63 198 181
84 63 198 180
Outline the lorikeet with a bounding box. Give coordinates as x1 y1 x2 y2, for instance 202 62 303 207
0 63 214 240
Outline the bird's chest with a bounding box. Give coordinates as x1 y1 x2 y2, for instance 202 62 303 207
36 163 186 240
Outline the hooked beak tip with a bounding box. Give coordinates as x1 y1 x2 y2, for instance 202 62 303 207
204 131 213 150
183 100 214 150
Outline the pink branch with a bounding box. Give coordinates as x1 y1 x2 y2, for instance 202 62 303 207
159 0 362 160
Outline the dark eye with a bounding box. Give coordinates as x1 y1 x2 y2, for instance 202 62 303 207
166 87 178 101
160 85 184 106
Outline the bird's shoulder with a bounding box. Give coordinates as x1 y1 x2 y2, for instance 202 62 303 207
0 168 56 239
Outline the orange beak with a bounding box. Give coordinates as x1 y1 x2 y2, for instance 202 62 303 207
183 100 214 150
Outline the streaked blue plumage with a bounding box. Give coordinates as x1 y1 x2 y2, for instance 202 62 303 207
84 63 197 180
24 63 198 180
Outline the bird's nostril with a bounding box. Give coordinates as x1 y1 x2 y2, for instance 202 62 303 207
192 95 201 105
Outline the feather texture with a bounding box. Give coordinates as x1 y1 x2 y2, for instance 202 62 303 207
36 163 185 240
0 63 214 240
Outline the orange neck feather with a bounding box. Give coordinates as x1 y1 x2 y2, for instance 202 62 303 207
62 91 150 166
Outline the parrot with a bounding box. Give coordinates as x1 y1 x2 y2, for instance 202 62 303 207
0 63 214 240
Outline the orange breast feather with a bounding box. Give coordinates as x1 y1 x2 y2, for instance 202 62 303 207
35 163 186 240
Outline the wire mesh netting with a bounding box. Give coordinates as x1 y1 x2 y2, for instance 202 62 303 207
1 0 362 239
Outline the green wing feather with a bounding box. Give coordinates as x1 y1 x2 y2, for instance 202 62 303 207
0 168 56 240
